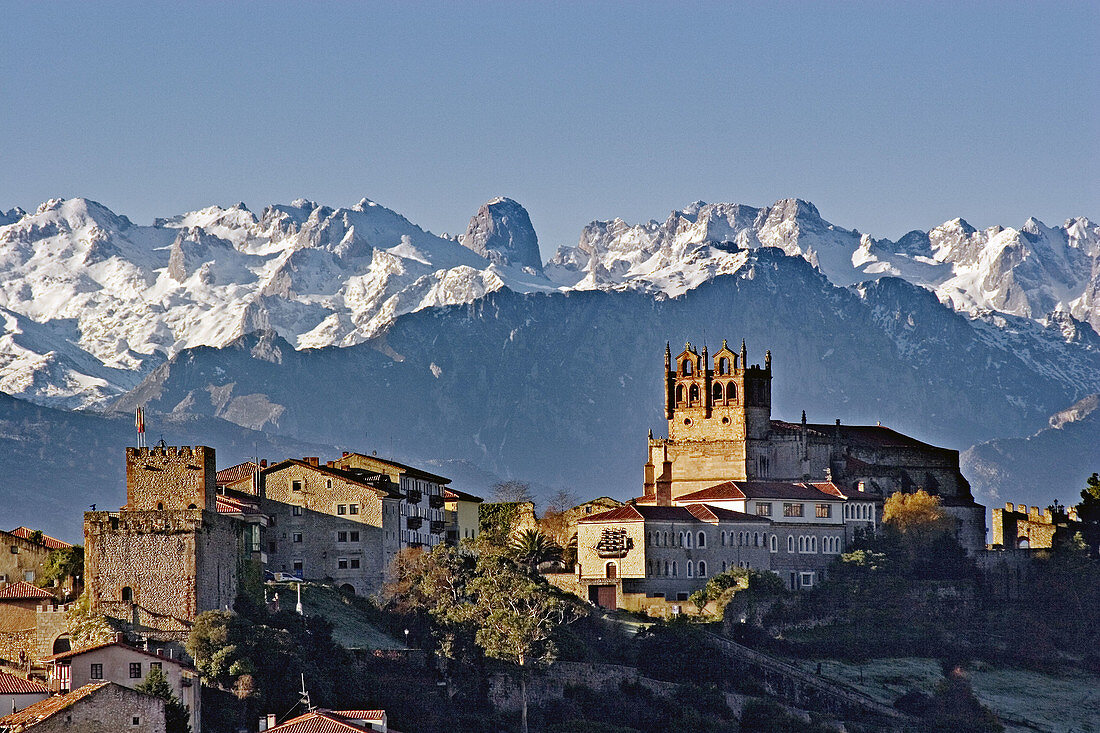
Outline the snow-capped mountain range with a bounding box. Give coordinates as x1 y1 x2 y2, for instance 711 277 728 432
0 195 1097 410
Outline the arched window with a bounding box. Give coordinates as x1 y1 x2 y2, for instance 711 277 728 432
712 382 723 402
156 502 164 510
722 561 727 572
187 504 197 509
689 384 700 403
646 560 651 576
672 562 677 576
676 384 684 403
665 531 671 546
754 532 759 547
605 562 617 579
721 531 726 546
1017 537 1029 549
121 587 133 602
697 531 706 548
770 535 778 553
718 357 730 375
812 537 818 553
52 635 71 655
687 561 694 578
682 360 693 376
798 536 804 552
726 382 737 400
698 560 706 577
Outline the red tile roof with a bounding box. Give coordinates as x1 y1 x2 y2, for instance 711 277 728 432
676 481 845 503
216 461 259 486
579 503 767 524
261 460 404 499
267 709 384 733
443 488 483 503
43 640 195 670
0 681 109 729
8 527 72 550
0 670 49 695
333 710 385 721
0 581 55 600
216 495 263 515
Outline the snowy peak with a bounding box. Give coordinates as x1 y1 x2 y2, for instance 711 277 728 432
460 197 542 272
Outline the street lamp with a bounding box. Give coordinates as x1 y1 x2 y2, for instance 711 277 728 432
404 628 410 648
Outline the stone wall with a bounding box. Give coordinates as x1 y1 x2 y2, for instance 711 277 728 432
28 682 166 733
0 530 56 586
35 602 72 660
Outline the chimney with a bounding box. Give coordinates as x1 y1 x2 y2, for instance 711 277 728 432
306 457 319 466
114 632 125 644
342 451 349 457
326 461 334 468
259 459 267 468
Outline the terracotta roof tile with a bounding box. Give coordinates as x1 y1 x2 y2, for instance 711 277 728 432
8 527 72 550
580 504 767 524
216 461 258 486
677 481 845 503
43 641 195 670
0 581 55 600
267 710 380 733
0 670 49 694
443 488 483 503
0 681 110 729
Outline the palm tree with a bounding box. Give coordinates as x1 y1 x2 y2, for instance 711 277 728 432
510 529 562 571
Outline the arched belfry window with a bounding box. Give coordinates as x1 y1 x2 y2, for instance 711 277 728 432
689 384 700 403
718 357 730 375
712 383 723 402
676 384 684 404
727 382 737 401
682 360 693 376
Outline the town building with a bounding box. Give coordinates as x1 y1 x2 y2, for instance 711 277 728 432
263 709 388 733
643 340 985 553
332 453 449 550
43 636 199 733
0 681 166 733
0 529 71 590
84 446 263 640
0 670 49 715
443 488 483 544
576 504 771 610
258 458 403 595
0 582 60 664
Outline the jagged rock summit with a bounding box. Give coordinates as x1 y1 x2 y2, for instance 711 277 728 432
460 196 542 272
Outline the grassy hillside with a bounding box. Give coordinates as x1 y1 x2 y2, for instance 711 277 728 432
268 581 404 650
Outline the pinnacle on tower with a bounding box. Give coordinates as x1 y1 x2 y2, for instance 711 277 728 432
740 338 747 367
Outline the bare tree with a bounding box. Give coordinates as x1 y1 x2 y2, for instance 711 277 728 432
545 489 580 515
491 480 535 504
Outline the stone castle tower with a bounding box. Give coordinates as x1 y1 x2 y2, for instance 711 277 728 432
85 446 259 637
644 339 773 504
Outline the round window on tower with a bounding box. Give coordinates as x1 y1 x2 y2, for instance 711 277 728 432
721 417 730 425
683 418 693 427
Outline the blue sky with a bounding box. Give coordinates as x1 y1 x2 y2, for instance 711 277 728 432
1 1 1096 257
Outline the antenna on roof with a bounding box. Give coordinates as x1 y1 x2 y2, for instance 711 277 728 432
299 673 314 712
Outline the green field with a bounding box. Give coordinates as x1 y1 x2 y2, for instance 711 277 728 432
790 657 1100 733
267 582 405 650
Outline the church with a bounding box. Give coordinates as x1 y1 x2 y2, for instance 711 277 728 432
575 339 986 610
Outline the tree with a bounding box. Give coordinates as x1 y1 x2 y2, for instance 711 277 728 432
491 480 536 504
41 545 84 598
509 529 563 571
882 490 954 542
137 665 191 733
539 490 580 551
926 662 1003 732
458 555 583 733
1075 472 1100 556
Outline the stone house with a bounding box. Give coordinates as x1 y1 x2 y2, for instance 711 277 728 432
332 453 449 550
258 458 403 596
43 637 199 733
0 670 49 715
84 446 262 639
0 681 166 733
0 582 59 664
644 340 986 554
0 529 71 590
443 488 483 544
576 504 772 610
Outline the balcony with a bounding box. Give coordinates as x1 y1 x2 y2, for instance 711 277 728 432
405 490 422 505
406 516 423 530
430 520 446 534
429 495 445 509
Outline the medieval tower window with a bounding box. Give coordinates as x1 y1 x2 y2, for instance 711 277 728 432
718 357 730 375
697 531 706 547
698 561 706 577
770 535 778 553
726 382 736 400
687 561 693 578
712 383 723 402
682 360 693 376
292 480 302 492
689 384 699 403
121 587 133 602
676 384 684 403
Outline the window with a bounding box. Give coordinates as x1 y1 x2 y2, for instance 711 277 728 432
770 535 778 553
783 503 804 518
292 533 303 543
712 382 723 402
720 531 726 546
292 480 302 492
686 532 692 548
753 532 759 547
291 506 303 516
130 662 142 679
337 505 347 515
326 479 332 489
349 504 358 515
338 558 348 569
726 382 736 400
350 558 360 569
672 562 677 576
293 560 303 572
133 717 141 726
682 360 693 376
121 587 133 602
338 531 347 542
150 662 162 671
689 384 699 403
90 663 103 680
756 502 772 517
718 357 730 375
816 504 831 518
687 561 694 578
787 535 794 553
798 536 805 552
800 572 815 588
697 561 706 577
24 570 35 582
350 531 360 542
697 531 705 548
676 384 684 403
811 536 818 552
